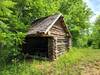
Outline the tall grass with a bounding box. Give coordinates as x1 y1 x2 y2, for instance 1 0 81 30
0 48 100 75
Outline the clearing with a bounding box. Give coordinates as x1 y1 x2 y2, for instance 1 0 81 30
0 48 100 75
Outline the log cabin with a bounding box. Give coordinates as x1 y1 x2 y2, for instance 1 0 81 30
22 13 71 60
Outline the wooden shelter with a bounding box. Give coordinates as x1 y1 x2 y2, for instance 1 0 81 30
22 13 71 60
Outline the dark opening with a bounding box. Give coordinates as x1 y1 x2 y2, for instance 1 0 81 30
22 36 49 58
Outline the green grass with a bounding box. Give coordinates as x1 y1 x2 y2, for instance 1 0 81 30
0 48 100 75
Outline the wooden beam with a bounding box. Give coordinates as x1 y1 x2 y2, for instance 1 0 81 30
45 13 62 34
52 25 63 30
57 43 68 45
50 32 65 36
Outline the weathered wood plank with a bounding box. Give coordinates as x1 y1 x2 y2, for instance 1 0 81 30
50 32 65 36
57 43 68 45
50 28 65 33
52 25 64 30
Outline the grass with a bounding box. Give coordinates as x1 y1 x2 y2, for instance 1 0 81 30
0 48 100 75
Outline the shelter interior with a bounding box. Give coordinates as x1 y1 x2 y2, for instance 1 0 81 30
22 36 53 58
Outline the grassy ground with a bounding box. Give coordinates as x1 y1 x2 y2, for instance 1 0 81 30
0 48 100 75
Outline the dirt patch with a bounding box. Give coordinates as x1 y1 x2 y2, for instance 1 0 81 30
79 61 100 75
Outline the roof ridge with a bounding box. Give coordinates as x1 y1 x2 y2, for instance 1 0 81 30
27 13 63 35
44 13 62 34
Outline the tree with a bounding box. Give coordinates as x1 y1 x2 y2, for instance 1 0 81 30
0 0 93 62
12 0 61 24
0 0 61 61
59 0 92 47
92 15 100 48
0 0 26 61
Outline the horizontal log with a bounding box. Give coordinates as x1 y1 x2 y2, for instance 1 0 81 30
56 50 65 53
57 36 67 39
57 52 65 56
57 43 68 45
56 36 67 38
50 28 65 33
57 39 68 42
50 32 65 36
57 38 67 39
52 25 64 30
57 50 65 52
50 29 65 33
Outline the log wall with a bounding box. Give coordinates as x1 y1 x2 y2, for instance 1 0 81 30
49 18 69 58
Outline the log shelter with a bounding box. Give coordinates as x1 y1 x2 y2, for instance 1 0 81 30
22 13 71 60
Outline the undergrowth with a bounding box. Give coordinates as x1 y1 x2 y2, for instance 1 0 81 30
0 48 100 75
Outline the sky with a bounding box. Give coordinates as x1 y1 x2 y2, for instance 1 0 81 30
84 0 100 23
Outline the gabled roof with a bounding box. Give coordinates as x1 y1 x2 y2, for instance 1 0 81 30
27 13 71 37
27 13 62 34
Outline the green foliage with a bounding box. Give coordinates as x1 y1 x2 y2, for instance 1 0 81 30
91 15 100 48
12 0 61 24
0 48 100 75
0 0 95 66
0 0 15 17
0 0 27 62
59 0 92 47
0 1 100 74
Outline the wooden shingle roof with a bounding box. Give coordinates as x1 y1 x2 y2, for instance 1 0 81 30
27 13 62 35
27 13 71 37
